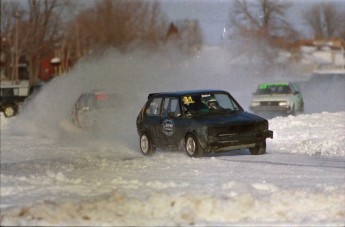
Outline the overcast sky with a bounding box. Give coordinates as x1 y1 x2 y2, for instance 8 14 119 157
160 0 345 44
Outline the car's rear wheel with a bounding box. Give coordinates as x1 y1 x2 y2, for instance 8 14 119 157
3 105 17 118
140 133 154 155
185 134 203 157
249 140 266 155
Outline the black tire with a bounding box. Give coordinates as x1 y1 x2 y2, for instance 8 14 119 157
3 105 17 118
140 133 154 156
185 134 203 157
249 140 266 155
288 104 296 115
300 102 304 113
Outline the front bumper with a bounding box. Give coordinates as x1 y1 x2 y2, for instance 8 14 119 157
250 105 291 112
205 129 273 152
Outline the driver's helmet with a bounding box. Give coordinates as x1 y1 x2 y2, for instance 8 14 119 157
207 98 219 109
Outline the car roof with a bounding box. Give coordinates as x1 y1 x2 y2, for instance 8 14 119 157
148 89 228 99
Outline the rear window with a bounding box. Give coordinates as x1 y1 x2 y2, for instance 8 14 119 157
95 93 116 109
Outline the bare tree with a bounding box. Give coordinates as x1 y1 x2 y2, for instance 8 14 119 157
0 1 20 38
1 0 72 83
0 1 22 81
24 0 71 82
226 0 299 64
229 0 296 40
169 20 203 54
74 0 168 54
140 1 168 49
303 2 345 39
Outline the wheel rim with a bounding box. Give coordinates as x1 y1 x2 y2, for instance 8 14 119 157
140 135 149 154
186 137 196 156
4 107 14 117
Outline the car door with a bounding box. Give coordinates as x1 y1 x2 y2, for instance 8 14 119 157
290 84 303 111
160 97 188 147
74 94 85 127
144 97 164 146
78 93 92 128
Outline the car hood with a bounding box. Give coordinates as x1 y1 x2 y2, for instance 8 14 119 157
193 111 266 126
251 94 292 102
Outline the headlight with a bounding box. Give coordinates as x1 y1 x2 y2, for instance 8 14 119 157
251 101 260 107
279 101 288 106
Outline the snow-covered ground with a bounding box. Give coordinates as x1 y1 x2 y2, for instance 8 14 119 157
1 47 345 226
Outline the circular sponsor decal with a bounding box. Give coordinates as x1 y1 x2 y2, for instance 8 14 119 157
161 119 175 136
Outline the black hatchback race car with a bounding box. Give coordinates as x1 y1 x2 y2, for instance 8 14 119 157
136 89 273 157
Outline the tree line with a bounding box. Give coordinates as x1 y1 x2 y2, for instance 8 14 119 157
226 0 345 66
1 0 344 83
1 0 202 83
228 0 345 43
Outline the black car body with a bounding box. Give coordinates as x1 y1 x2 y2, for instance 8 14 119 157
72 90 117 129
136 89 273 157
0 80 41 118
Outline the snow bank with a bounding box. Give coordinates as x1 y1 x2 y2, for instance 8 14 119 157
269 112 345 157
1 110 344 225
2 184 344 226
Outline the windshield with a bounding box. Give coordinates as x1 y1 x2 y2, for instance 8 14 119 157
182 93 241 116
255 85 291 95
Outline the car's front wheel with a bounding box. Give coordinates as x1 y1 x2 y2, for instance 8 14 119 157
3 105 17 118
185 134 203 157
288 104 296 115
140 133 154 155
249 140 266 155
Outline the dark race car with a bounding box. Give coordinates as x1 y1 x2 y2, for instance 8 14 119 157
136 89 273 157
72 90 117 129
0 80 42 118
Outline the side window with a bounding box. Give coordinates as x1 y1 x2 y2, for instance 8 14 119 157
171 98 181 116
289 85 295 94
80 94 88 108
146 98 162 116
86 94 95 109
1 88 14 97
290 84 300 94
162 97 181 117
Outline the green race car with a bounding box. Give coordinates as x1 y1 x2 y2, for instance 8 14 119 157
249 82 304 115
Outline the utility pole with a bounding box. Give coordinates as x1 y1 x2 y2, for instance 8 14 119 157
76 20 81 60
13 12 20 83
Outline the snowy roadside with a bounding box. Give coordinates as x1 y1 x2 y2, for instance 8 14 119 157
2 184 344 226
1 112 345 226
268 111 345 157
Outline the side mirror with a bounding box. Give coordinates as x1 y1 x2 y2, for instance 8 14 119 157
167 112 175 119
